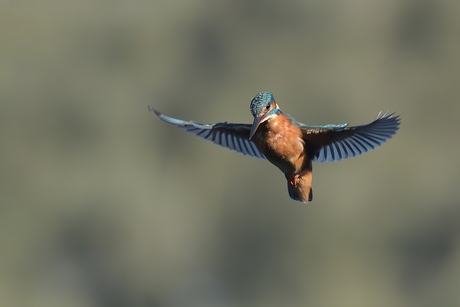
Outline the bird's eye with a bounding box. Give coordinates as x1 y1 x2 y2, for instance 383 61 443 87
266 104 270 110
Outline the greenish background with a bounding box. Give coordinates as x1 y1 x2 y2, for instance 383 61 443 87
2 1 460 306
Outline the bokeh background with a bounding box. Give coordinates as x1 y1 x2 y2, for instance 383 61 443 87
2 1 460 306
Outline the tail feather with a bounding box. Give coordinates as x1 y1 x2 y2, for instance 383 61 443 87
286 171 313 203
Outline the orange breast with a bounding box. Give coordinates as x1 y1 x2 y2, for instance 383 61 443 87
252 114 308 174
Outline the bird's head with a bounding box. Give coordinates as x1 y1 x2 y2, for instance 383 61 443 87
249 91 280 139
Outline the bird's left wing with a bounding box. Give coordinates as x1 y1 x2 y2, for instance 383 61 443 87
149 107 266 159
300 111 400 163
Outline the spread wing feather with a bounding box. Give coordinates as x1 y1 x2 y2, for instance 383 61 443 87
149 107 266 159
301 111 400 163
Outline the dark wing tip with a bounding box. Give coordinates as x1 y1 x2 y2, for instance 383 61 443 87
376 110 401 123
148 106 162 117
376 111 401 134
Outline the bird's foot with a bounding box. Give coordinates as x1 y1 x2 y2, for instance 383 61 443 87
285 173 299 186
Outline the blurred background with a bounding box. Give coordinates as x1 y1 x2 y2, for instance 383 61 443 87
2 1 460 306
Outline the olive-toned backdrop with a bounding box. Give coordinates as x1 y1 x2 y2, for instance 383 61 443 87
2 1 460 306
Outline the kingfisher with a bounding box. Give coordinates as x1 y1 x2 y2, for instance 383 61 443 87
149 91 400 203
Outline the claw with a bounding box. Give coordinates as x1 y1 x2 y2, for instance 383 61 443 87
285 173 299 186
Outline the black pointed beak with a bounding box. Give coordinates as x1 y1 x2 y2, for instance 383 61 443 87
249 114 265 140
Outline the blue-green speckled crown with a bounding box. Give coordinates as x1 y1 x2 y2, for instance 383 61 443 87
250 91 275 117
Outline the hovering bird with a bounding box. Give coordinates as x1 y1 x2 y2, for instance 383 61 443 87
149 91 400 203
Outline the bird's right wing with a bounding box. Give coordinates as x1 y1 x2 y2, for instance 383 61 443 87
149 107 266 159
